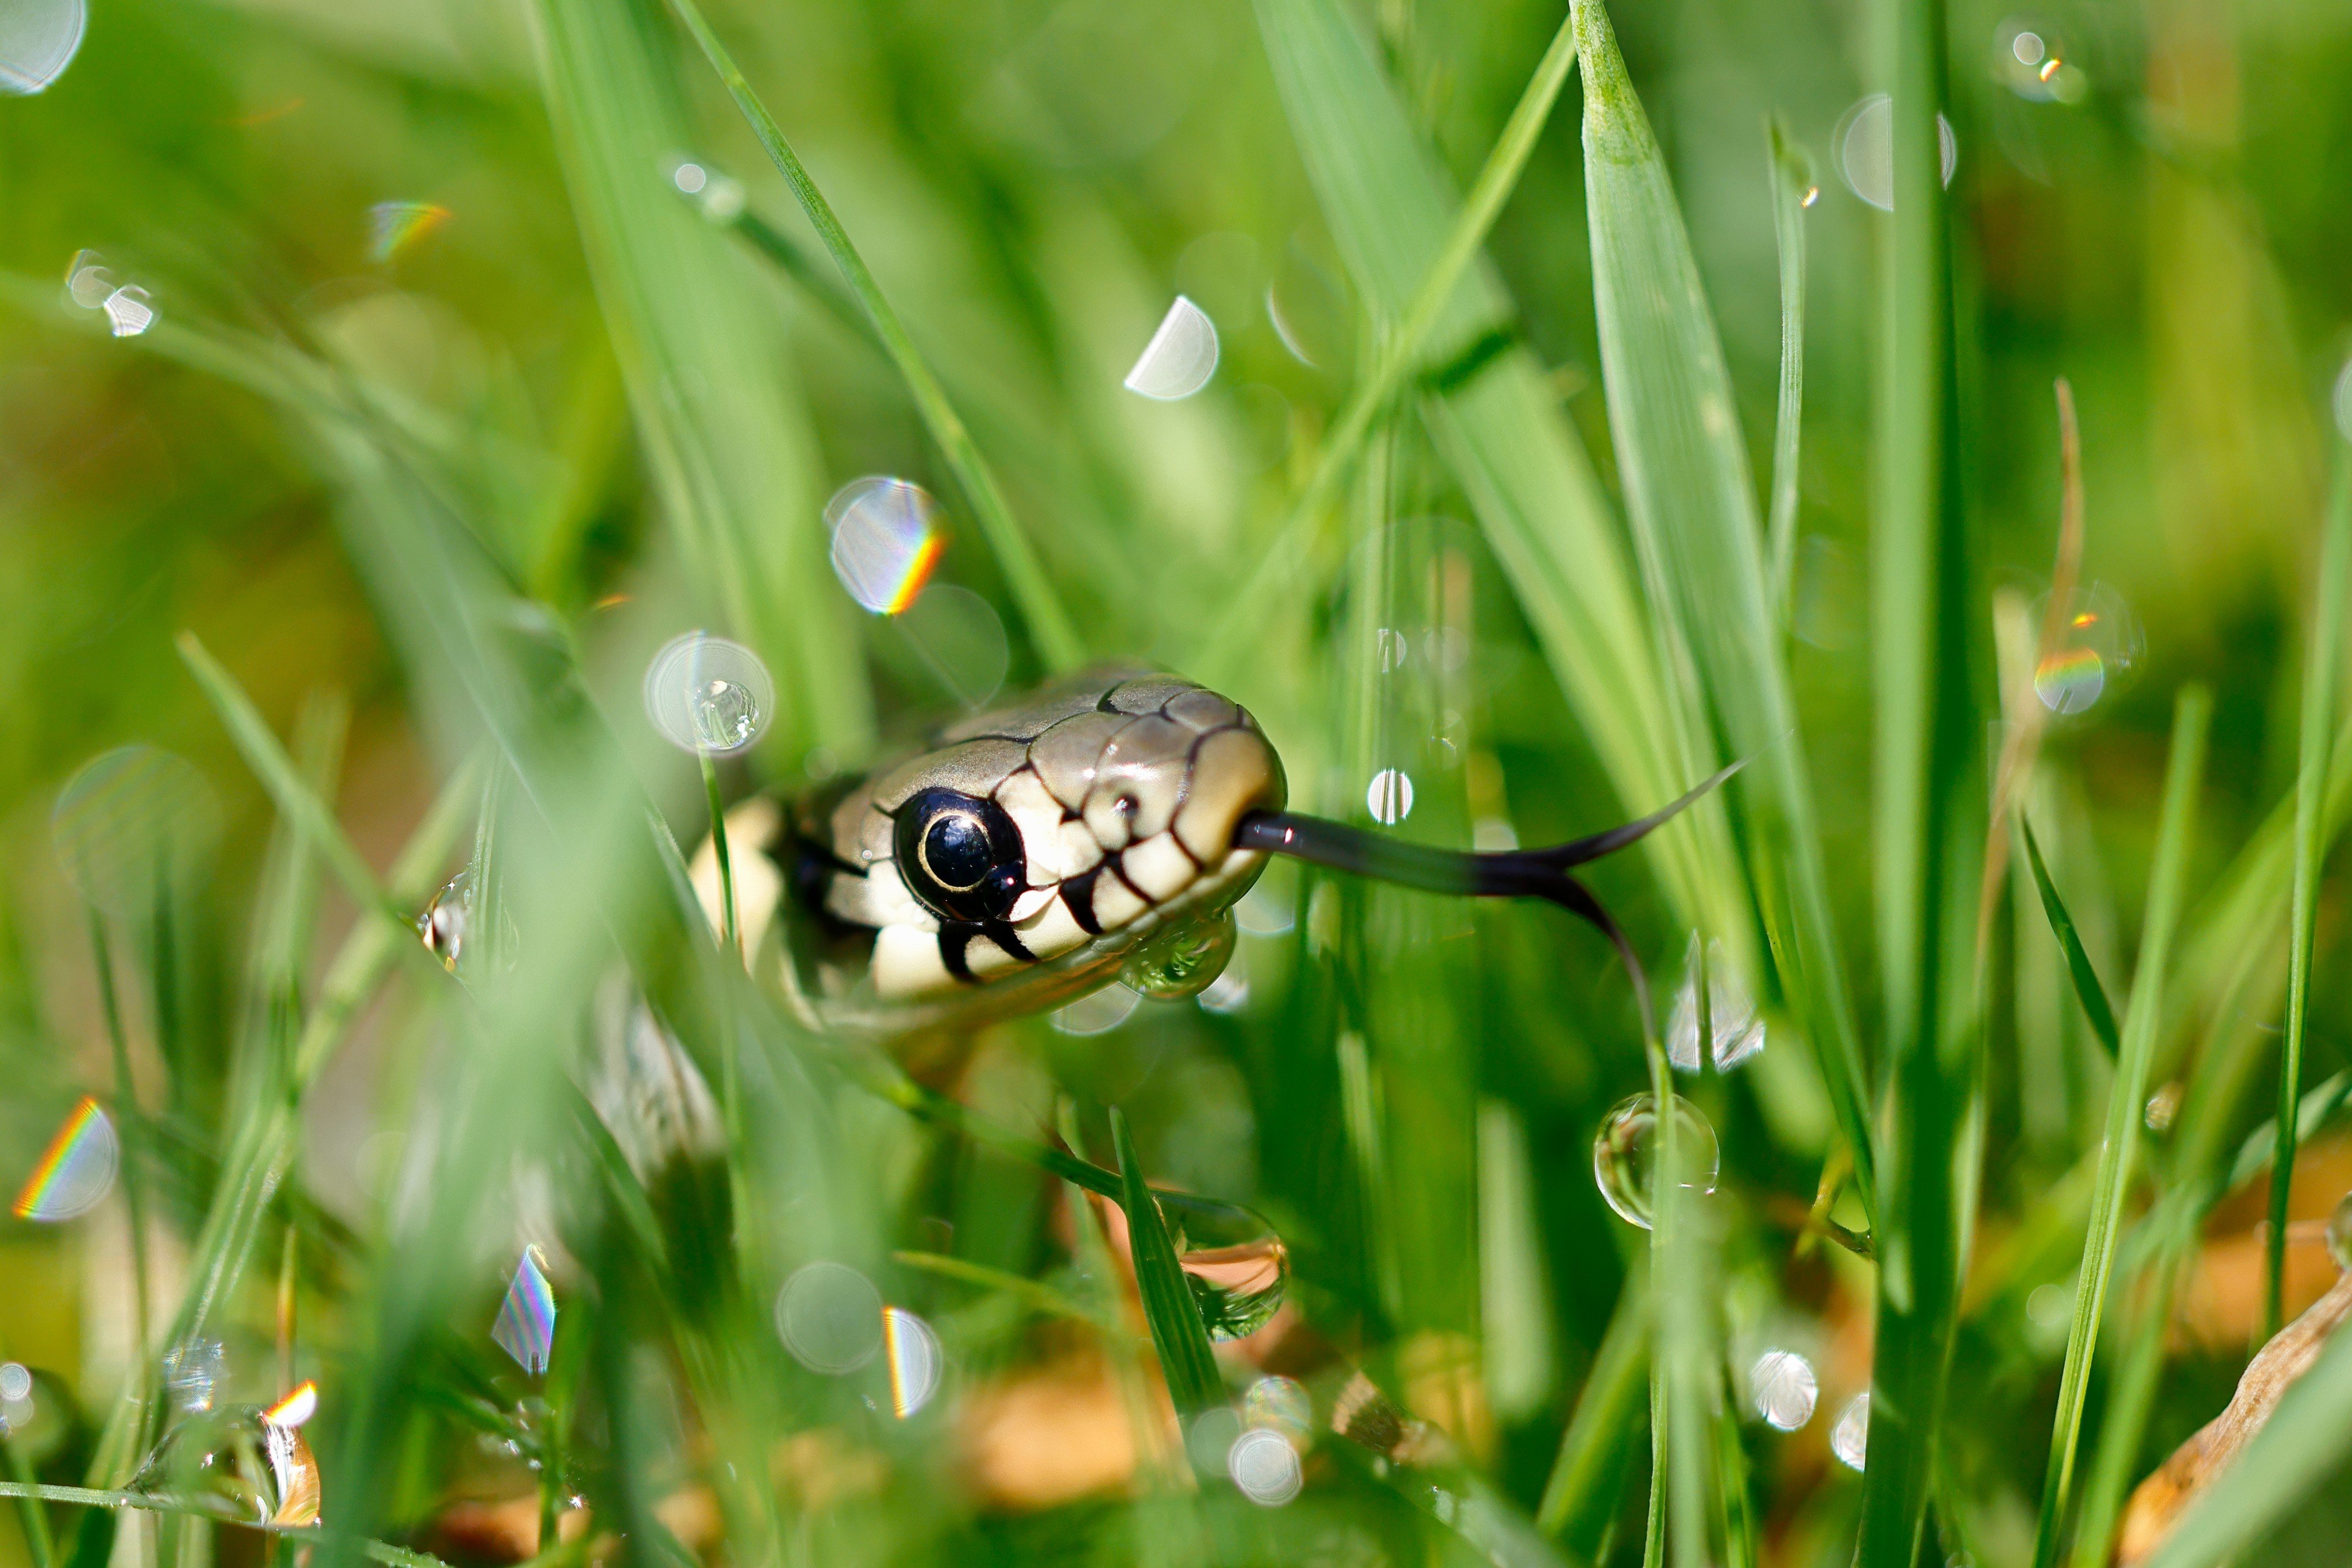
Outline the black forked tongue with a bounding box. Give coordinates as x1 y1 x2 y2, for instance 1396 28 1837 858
1233 759 1747 1037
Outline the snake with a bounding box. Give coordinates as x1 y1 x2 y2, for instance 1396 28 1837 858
722 666 1735 1036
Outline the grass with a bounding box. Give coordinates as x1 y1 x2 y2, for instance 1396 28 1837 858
5 0 2352 1565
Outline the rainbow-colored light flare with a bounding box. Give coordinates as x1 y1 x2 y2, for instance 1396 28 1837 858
13 1096 118 1222
492 1245 557 1376
826 477 945 615
367 201 451 264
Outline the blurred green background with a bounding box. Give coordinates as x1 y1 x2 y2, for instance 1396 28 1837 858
5 0 2352 1562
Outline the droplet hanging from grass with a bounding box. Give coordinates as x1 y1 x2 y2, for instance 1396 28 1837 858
1123 295 1219 400
827 476 945 615
11 1096 117 1222
418 869 471 971
643 632 774 755
1591 1093 1719 1230
493 1246 557 1376
1121 907 1238 1000
128 1404 323 1526
0 0 84 94
1167 1198 1288 1341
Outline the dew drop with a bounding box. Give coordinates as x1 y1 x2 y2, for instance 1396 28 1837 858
1171 1206 1287 1341
1366 768 1415 825
128 1405 321 1526
1835 95 1957 211
1591 1093 1719 1230
1123 295 1219 400
1748 1349 1818 1431
827 477 944 614
2327 1189 2352 1274
101 285 156 338
11 1097 118 1222
2144 1082 2181 1133
775 1261 883 1374
2030 583 2142 717
1665 933 1766 1073
419 870 471 971
643 632 774 755
63 249 112 308
0 0 84 94
0 1365 29 1405
1227 1427 1303 1505
1831 1392 1870 1470
882 1306 943 1417
1121 907 1239 1001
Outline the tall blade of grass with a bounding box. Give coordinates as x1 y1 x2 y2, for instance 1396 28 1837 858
1765 119 1812 618
1539 1257 1651 1552
2265 447 2352 1338
531 0 871 755
2027 686 2209 1568
1571 0 1874 1211
2134 1320 2352 1568
658 0 1084 671
1860 0 1979 1552
2019 817 2122 1059
1250 0 1749 982
1202 3 1580 653
1110 1109 1224 1430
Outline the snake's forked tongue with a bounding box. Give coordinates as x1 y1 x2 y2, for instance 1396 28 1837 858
1232 759 1747 1036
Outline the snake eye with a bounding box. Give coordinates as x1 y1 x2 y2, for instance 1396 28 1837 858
894 788 1025 924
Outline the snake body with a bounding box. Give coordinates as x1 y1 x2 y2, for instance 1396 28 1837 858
789 668 1285 1010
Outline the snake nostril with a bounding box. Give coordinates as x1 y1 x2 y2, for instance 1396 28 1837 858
1114 794 1138 817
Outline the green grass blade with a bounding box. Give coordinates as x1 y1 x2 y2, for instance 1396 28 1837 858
2266 446 2352 1337
1110 1108 1225 1430
1571 0 1874 1211
2019 816 2122 1059
1538 1259 1652 1550
1859 0 1978 1550
2135 1319 2352 1568
1249 0 1748 980
1765 119 1812 618
658 0 1083 671
176 633 407 930
2028 687 2209 1568
1202 2 1579 651
531 0 871 755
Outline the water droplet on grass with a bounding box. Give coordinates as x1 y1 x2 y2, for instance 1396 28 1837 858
1592 1094 1718 1230
1124 295 1219 400
419 870 471 971
1832 1392 1870 1470
11 1097 117 1222
63 249 112 308
1836 95 1956 210
493 1246 557 1376
775 1261 882 1373
129 1406 322 1526
2144 1082 2181 1133
828 476 944 614
883 1306 942 1416
1748 1349 1818 1431
0 1365 28 1404
0 0 84 93
1122 907 1238 1000
643 632 773 755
